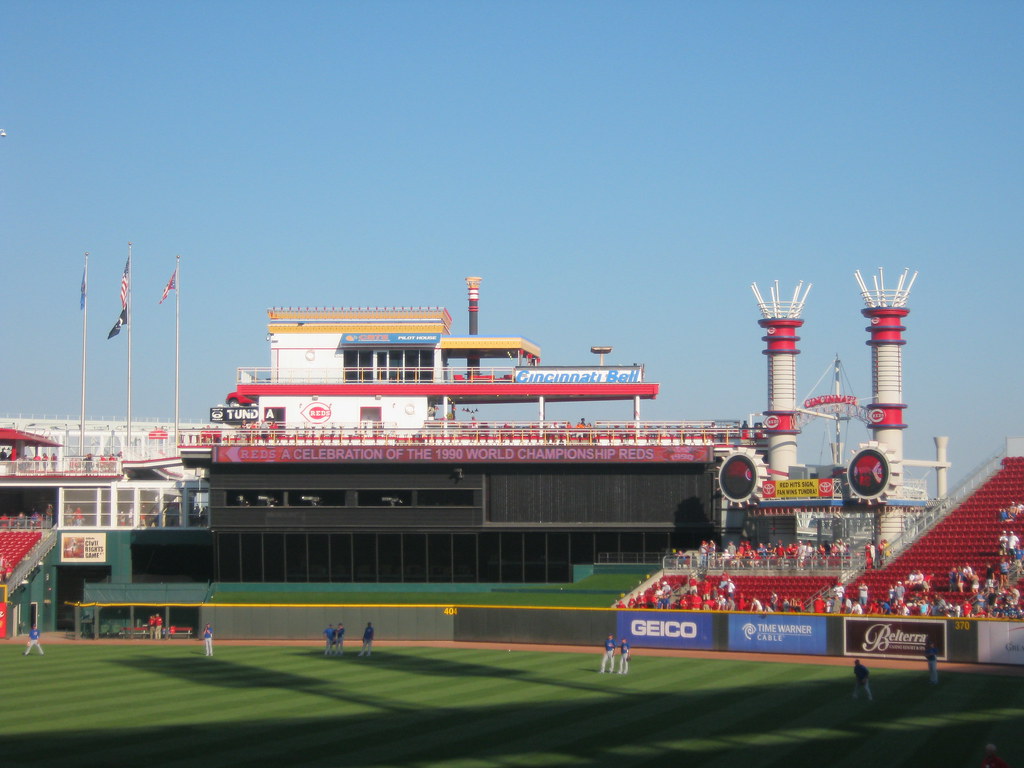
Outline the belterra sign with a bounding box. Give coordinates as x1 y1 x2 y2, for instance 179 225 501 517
844 618 946 660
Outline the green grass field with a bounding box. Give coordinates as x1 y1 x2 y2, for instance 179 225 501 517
5 643 1022 768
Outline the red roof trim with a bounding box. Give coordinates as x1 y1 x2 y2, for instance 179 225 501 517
0 428 62 447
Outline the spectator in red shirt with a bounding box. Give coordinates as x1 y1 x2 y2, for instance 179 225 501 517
981 744 1011 768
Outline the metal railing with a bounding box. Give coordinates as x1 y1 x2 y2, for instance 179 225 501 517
180 419 755 448
236 365 530 386
664 552 861 576
596 552 666 565
0 458 122 478
883 449 1004 563
5 528 58 589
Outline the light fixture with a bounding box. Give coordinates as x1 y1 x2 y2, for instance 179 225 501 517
590 346 613 365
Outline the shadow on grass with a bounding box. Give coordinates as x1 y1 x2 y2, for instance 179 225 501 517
6 650 1024 768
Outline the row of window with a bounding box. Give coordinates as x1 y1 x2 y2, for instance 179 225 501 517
215 530 676 584
228 489 475 508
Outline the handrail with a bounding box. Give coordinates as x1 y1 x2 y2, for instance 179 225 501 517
0 458 122 478
884 448 1004 562
178 420 758 449
6 528 58 591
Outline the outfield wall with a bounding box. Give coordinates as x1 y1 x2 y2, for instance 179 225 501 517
189 605 1024 666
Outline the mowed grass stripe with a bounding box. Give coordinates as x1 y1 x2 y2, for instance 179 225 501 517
5 646 1024 768
338 653 719 766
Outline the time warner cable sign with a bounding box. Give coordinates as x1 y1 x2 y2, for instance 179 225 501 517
616 613 713 650
727 615 826 655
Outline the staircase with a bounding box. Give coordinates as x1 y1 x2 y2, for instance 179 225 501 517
852 456 1024 606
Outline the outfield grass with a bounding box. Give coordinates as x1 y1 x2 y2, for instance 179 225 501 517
6 643 1021 768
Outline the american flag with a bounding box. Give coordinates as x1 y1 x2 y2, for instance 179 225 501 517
118 256 130 308
159 267 177 304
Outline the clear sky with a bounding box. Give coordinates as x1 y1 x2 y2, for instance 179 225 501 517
2 2 1022 488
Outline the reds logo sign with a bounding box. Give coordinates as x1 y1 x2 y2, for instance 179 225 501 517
763 415 780 430
301 402 333 424
868 408 885 424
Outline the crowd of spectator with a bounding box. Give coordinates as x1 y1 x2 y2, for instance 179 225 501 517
616 572 811 613
623 518 1022 617
997 503 1024 523
694 537 875 571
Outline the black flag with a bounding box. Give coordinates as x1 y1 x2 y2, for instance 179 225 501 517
107 307 127 339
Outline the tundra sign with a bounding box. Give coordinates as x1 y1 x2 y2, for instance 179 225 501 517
210 406 260 424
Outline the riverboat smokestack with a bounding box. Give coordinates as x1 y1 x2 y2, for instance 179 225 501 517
751 280 812 480
466 276 482 336
854 267 917 468
466 276 482 373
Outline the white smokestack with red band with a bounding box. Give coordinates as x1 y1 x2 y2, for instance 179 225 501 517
751 280 811 479
854 268 917 467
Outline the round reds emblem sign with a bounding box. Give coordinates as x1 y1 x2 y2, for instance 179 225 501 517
301 402 333 424
763 415 780 430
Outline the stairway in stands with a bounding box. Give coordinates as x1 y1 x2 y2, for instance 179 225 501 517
0 530 43 577
852 456 1024 604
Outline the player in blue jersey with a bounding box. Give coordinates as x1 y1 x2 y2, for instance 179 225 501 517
358 622 374 656
324 624 335 655
852 659 872 700
334 623 345 655
23 626 44 656
925 641 939 684
617 638 630 674
203 624 214 656
599 634 616 673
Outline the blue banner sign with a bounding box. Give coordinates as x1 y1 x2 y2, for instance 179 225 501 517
616 612 713 650
727 615 827 655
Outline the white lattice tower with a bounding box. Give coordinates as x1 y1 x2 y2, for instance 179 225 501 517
854 267 917 467
751 280 812 479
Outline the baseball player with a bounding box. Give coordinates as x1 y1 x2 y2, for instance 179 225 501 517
358 622 374 656
617 638 630 674
599 634 616 673
925 641 938 684
852 659 872 700
203 624 214 656
324 624 335 655
23 625 44 656
334 622 345 655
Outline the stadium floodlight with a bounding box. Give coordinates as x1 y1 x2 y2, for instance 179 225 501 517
300 495 321 506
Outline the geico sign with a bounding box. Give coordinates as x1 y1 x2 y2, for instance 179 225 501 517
630 619 698 638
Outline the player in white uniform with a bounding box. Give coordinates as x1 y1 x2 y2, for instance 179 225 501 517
599 634 616 673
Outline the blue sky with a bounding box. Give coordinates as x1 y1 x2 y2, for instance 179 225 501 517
2 2 1022 487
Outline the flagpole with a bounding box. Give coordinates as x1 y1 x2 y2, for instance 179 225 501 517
80 252 89 456
126 241 133 458
174 254 181 449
